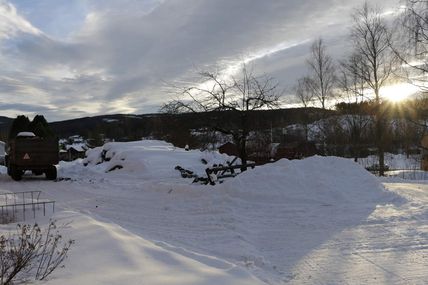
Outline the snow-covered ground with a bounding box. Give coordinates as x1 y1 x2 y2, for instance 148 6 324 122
355 153 428 180
0 140 427 284
355 153 422 170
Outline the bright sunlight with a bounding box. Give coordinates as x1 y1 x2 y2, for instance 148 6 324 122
380 83 420 103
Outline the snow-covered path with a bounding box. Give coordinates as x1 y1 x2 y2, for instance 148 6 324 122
288 182 428 285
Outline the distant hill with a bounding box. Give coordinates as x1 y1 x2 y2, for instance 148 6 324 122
0 108 333 144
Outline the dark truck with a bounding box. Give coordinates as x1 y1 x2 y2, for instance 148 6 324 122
5 132 59 181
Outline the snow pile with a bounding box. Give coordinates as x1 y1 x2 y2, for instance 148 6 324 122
82 140 232 179
221 156 398 205
80 140 397 206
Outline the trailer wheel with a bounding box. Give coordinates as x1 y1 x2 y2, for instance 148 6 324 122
10 166 23 181
45 166 57 180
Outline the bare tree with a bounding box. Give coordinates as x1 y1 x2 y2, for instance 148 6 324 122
338 54 372 162
161 65 281 167
394 1 428 137
293 39 336 150
306 38 337 109
397 1 428 79
295 76 314 108
339 53 367 103
343 2 395 175
294 76 314 141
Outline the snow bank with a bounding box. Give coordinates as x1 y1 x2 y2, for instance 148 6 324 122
43 211 262 285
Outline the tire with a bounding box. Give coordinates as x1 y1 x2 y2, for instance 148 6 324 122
6 158 11 176
10 166 23 181
45 166 57 180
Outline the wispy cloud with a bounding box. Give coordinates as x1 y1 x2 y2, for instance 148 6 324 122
0 0 41 39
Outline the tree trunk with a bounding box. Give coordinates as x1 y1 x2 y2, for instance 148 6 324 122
239 138 247 171
376 110 386 176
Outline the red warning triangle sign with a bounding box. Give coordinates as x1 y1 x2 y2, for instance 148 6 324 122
23 153 30 160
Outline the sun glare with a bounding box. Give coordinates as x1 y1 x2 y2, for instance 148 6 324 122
380 83 420 103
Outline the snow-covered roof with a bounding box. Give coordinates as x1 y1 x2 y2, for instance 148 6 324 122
66 143 88 152
17 132 36 137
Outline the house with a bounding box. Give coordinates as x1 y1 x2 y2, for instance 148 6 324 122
272 141 317 160
218 142 239 157
422 135 428 171
61 143 88 161
59 149 68 161
69 135 85 144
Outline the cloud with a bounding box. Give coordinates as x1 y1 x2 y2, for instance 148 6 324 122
0 102 53 112
0 0 41 39
0 0 400 121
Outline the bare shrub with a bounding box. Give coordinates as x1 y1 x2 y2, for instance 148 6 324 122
0 221 74 285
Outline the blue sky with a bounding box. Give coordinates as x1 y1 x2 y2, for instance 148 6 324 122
10 0 87 39
0 0 400 121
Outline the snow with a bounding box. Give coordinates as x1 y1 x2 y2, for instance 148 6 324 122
0 140 427 284
0 141 5 165
83 140 232 178
354 153 428 181
0 141 5 156
16 131 35 137
102 118 119 123
65 143 88 152
41 211 262 285
355 153 421 170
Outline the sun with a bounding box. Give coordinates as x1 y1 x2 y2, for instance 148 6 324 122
380 83 420 103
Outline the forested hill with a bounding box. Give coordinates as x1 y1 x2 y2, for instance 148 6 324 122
0 108 332 142
48 108 332 140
